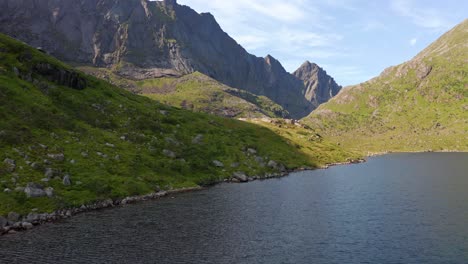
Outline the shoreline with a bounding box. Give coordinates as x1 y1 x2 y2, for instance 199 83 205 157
0 150 463 237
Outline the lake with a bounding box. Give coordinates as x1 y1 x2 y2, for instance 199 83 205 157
0 153 467 263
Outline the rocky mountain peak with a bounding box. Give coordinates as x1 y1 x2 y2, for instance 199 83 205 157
0 0 341 118
293 61 341 107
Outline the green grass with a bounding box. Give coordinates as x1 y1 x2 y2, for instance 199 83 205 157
76 67 290 118
304 19 468 153
0 34 313 216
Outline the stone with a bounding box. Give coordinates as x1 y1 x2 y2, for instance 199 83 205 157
212 160 224 167
3 188 12 193
233 171 248 182
7 212 20 222
22 222 33 230
192 134 204 144
163 149 176 158
230 162 240 168
44 167 56 178
63 175 72 186
70 159 76 164
30 162 41 170
3 158 16 172
40 178 49 183
105 143 115 148
14 187 25 192
24 183 46 198
267 160 278 168
0 216 7 228
114 155 120 161
44 187 54 197
246 148 257 155
47 153 65 162
81 151 89 158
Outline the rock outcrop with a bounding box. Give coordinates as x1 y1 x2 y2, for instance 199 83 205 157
0 0 340 118
293 61 341 108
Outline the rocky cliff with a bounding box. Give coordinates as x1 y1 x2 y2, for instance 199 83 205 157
293 61 341 108
0 0 339 118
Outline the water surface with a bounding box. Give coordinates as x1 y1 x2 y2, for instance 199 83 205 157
1 153 467 263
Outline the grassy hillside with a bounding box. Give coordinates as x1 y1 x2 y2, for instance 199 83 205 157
305 20 468 153
78 66 289 118
243 118 362 165
0 34 318 216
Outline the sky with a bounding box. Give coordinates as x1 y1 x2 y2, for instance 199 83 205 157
175 0 467 86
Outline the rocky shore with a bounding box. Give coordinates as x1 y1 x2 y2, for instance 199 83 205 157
0 160 367 237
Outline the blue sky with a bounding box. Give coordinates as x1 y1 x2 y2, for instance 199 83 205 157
176 0 467 86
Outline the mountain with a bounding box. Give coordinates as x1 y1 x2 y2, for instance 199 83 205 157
0 33 357 217
293 61 342 108
77 66 290 118
304 19 468 152
0 0 340 118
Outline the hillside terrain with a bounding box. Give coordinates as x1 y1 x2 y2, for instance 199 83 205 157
0 0 340 118
305 20 468 153
77 66 290 118
0 34 357 218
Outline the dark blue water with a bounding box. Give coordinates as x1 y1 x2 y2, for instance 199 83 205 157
1 153 467 263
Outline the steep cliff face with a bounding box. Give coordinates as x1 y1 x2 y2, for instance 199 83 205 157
0 0 337 118
293 61 341 108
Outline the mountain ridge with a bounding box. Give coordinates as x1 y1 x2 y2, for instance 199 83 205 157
0 0 340 118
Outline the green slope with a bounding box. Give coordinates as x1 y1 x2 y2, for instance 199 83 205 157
0 34 315 216
305 19 468 153
77 66 290 118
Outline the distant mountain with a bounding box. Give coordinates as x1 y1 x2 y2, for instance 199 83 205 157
293 61 341 108
0 0 339 118
304 19 468 152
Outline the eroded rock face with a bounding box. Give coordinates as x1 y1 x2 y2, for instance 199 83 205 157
293 61 342 108
0 0 337 118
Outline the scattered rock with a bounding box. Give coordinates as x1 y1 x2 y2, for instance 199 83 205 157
159 110 168 116
24 183 47 198
14 187 25 192
212 160 224 167
81 151 89 158
44 168 57 179
70 159 76 164
3 158 16 172
22 222 33 230
246 148 257 155
163 149 176 158
3 188 11 193
44 187 54 197
192 134 204 144
105 143 115 148
30 162 41 170
114 155 120 161
47 153 65 162
230 162 240 168
233 171 248 182
40 178 49 183
267 160 278 168
0 216 7 228
63 175 72 186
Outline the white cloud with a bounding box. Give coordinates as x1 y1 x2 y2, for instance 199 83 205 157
410 37 417 46
390 0 452 31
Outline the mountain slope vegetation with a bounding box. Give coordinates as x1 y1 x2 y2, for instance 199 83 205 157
0 34 356 216
305 20 468 153
77 66 290 118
